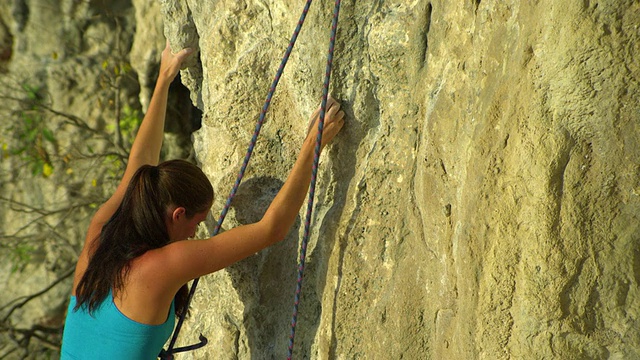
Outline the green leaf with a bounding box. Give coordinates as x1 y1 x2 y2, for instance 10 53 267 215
22 84 39 100
26 129 39 142
31 159 44 175
10 244 35 273
10 147 26 155
23 114 34 126
42 128 56 143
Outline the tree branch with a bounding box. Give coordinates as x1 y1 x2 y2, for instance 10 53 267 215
1 267 74 322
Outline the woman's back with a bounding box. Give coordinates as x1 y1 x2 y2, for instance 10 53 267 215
61 289 175 360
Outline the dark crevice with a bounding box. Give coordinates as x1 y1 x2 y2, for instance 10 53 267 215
12 0 29 32
0 17 12 69
165 73 202 159
419 3 433 67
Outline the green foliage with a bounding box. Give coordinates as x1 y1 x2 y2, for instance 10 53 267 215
9 243 35 273
7 84 57 177
106 104 143 144
102 153 125 185
120 105 142 138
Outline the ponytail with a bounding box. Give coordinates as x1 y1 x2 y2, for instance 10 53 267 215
75 160 213 318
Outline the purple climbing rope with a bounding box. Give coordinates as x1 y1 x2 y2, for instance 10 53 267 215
287 0 341 359
160 1 315 358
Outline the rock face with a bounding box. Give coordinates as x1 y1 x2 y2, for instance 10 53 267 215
162 0 640 359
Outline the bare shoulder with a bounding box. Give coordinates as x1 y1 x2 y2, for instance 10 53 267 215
128 249 183 298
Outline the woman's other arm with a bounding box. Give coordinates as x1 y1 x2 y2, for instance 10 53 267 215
159 97 345 286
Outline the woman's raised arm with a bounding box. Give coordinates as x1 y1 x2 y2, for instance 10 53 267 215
158 97 345 286
83 42 194 249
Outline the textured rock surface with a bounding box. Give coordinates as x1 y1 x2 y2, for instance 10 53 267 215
162 0 640 359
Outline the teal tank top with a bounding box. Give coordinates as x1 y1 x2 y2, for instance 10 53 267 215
60 291 175 360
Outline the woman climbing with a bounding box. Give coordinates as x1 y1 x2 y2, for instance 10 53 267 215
60 41 345 359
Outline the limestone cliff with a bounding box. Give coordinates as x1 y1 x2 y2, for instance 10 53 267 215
161 1 640 359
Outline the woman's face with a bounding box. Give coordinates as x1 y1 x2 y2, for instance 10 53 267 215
181 210 209 240
167 207 210 241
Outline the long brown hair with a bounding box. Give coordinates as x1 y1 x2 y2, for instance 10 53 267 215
75 159 214 318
